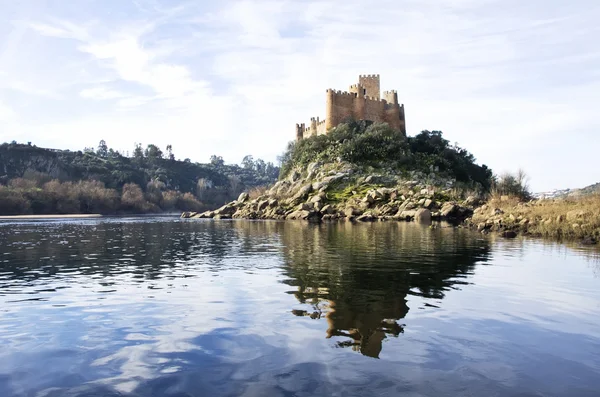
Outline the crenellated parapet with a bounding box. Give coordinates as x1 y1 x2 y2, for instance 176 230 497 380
296 74 406 141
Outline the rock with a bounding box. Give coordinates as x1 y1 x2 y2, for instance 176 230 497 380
356 213 376 222
414 208 432 223
291 183 313 203
288 170 301 182
581 236 598 245
501 231 517 238
424 199 433 209
306 162 322 179
440 203 458 217
396 210 417 221
309 194 324 203
464 196 480 206
345 207 362 219
299 203 312 211
268 198 278 207
321 204 335 215
519 218 529 226
314 201 324 211
213 214 232 220
257 200 269 211
237 192 249 202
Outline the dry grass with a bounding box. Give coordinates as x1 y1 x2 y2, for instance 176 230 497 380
247 185 269 200
473 193 600 240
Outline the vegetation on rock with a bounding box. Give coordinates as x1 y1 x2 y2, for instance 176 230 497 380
279 121 493 193
183 123 492 223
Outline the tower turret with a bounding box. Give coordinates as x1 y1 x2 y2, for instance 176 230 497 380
358 74 380 100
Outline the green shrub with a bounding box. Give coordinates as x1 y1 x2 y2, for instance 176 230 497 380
278 122 493 192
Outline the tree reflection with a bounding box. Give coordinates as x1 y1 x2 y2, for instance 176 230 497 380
276 221 492 358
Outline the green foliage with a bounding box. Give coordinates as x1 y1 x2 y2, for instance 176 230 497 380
279 122 493 192
492 169 531 200
0 140 280 215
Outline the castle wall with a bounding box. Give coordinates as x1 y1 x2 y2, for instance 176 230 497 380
383 90 398 105
384 104 402 130
363 97 385 121
297 74 405 141
358 74 380 100
326 90 355 129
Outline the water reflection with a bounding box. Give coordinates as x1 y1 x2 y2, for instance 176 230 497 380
274 222 492 358
1 218 600 397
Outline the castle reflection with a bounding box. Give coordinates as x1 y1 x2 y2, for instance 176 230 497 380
273 221 492 358
0 218 492 359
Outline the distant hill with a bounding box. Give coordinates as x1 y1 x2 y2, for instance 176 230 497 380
533 182 600 200
0 141 279 215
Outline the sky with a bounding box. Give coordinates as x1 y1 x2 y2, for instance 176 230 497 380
0 0 598 192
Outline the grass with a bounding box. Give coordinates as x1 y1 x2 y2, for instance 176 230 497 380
472 193 600 241
324 182 385 204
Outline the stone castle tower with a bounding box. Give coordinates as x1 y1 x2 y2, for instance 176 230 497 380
296 74 406 141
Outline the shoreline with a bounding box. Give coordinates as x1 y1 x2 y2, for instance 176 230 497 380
0 214 103 220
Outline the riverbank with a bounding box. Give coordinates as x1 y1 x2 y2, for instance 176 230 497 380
0 214 103 220
464 194 600 244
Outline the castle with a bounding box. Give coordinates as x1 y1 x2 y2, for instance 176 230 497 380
295 74 406 141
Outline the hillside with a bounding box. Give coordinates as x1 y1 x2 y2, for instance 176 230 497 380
183 122 492 221
0 141 278 215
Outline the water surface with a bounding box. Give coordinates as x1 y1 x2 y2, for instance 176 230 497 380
1 218 599 396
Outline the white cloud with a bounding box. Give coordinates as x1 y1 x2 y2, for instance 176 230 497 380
80 86 128 100
1 0 599 191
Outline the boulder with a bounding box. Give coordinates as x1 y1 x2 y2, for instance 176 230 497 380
345 207 362 219
501 231 517 238
291 184 313 203
414 208 432 223
321 204 336 215
356 213 377 222
309 194 324 203
237 192 249 202
257 200 269 211
306 162 322 179
440 203 458 218
396 209 417 221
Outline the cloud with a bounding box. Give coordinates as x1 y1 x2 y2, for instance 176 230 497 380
80 86 129 100
1 0 599 191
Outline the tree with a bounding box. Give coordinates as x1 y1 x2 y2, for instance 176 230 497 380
166 145 174 161
228 175 242 196
144 144 163 161
196 178 212 201
210 155 224 167
242 155 254 169
254 159 266 175
97 140 108 157
133 143 144 159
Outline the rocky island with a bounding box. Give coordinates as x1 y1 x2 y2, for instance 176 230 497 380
182 121 487 225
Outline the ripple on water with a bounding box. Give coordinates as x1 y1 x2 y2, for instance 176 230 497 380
0 218 599 396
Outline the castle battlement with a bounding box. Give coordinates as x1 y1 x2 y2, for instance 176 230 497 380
296 74 406 141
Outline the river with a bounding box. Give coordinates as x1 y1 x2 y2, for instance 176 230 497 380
1 217 599 396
